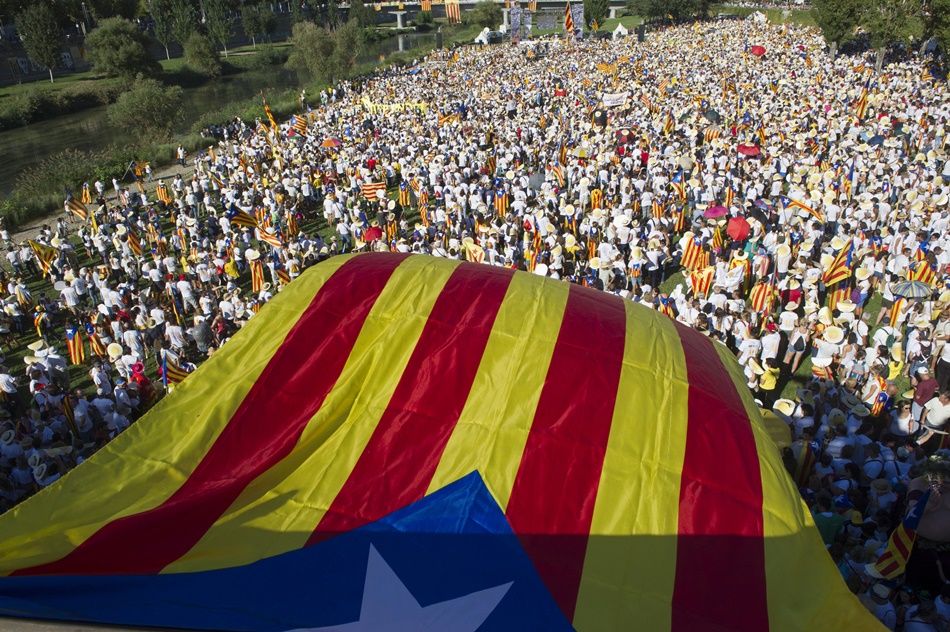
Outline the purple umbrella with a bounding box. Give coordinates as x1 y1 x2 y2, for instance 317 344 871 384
703 205 729 218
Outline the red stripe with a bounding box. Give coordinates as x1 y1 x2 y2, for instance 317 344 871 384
672 323 768 632
892 528 912 559
307 263 515 544
15 253 408 576
504 285 626 621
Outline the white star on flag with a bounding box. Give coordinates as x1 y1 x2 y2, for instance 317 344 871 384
288 545 512 631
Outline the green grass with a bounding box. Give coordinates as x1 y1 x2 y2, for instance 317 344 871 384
599 15 643 31
710 5 817 27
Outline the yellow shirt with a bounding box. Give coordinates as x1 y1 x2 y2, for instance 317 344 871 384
760 367 780 391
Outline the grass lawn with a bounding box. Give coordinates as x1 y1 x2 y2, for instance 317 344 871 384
0 71 115 100
711 5 817 27
599 15 643 31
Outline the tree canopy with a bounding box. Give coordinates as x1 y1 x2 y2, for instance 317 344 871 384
462 1 501 29
16 4 62 82
107 76 184 139
286 19 363 85
811 0 863 59
84 17 160 78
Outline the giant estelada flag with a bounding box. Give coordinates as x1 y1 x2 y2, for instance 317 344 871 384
0 254 879 631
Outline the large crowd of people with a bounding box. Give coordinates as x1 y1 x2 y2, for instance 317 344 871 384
2 15 950 626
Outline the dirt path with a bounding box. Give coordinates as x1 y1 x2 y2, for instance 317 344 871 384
10 159 201 242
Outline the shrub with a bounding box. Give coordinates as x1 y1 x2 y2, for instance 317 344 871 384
184 33 222 78
108 77 184 140
84 18 161 79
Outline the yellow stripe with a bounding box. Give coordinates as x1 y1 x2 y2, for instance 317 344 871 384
165 255 458 573
426 274 570 507
0 257 351 575
711 343 881 631
572 302 689 631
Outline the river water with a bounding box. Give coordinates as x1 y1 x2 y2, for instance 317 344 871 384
0 32 436 194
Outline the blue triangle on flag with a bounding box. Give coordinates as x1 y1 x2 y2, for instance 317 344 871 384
0 472 572 631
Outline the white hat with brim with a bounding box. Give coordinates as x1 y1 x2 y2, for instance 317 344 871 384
851 405 871 418
773 399 796 417
748 358 765 375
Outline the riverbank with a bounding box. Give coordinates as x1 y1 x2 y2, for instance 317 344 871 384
1 23 479 234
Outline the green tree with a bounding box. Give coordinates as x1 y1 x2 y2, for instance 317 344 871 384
583 0 608 29
286 18 360 83
242 4 263 46
88 0 139 19
289 0 305 25
170 0 197 49
84 16 160 78
865 0 914 71
932 0 950 53
462 0 500 28
811 0 863 60
107 76 184 139
326 0 339 29
348 0 374 28
204 0 234 56
258 5 277 41
184 31 221 76
332 20 362 75
150 0 175 59
626 0 699 20
16 4 62 82
3 0 84 25
286 19 336 80
416 9 433 25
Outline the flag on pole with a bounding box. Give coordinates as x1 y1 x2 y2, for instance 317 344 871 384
227 205 261 229
780 196 825 223
822 240 854 285
261 91 278 131
870 490 931 580
564 2 574 34
28 240 57 277
855 79 870 120
162 354 190 388
65 194 89 221
663 111 675 135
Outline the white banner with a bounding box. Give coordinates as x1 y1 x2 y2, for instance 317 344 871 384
601 92 629 107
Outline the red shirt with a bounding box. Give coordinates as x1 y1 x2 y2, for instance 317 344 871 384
915 377 939 406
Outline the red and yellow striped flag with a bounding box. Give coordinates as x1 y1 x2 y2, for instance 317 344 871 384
564 2 574 33
0 255 877 631
249 258 266 293
66 197 88 221
689 266 715 298
261 91 278 131
446 0 461 23
65 325 85 365
361 181 387 199
871 490 931 580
